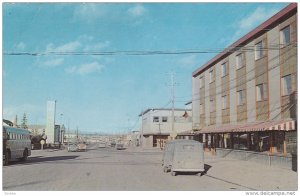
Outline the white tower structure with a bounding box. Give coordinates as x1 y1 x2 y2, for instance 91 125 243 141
46 100 56 144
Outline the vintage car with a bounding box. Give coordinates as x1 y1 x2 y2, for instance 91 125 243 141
98 141 107 148
162 139 205 176
67 142 78 152
116 143 125 150
77 143 87 151
110 141 116 148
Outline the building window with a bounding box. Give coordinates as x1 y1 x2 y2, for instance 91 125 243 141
280 25 290 47
236 53 243 69
255 41 263 60
210 99 215 112
282 75 292 96
256 84 268 101
221 62 227 77
222 95 228 109
200 104 204 114
237 90 245 106
199 76 204 88
153 116 159 122
162 116 168 122
209 70 214 83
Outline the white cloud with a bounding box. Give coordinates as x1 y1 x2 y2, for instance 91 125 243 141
73 4 107 23
39 35 111 69
46 41 81 52
230 7 280 43
83 41 110 52
78 34 94 42
66 62 105 75
16 42 26 50
42 58 64 67
128 5 146 17
65 66 77 74
178 55 198 68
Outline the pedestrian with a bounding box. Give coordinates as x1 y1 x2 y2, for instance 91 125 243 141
259 139 263 151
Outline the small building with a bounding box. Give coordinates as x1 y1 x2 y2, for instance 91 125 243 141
140 108 192 148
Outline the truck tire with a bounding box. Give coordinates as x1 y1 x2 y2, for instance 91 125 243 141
163 166 168 173
4 150 10 166
21 149 28 161
171 171 177 176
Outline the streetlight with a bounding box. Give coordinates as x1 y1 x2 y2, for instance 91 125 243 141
60 113 63 148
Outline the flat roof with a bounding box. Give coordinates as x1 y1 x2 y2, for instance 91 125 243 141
192 3 297 77
139 108 192 116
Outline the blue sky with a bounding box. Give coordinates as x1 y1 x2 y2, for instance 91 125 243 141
2 3 289 134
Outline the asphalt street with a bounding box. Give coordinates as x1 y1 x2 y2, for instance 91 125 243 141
2 144 298 191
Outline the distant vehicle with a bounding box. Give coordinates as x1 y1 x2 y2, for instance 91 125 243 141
3 126 32 165
77 143 87 152
116 143 124 150
98 142 106 148
162 139 205 176
110 141 116 148
67 142 78 152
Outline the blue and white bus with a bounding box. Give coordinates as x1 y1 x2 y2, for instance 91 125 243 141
3 126 32 165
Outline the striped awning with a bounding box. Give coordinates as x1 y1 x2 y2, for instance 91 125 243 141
194 119 296 134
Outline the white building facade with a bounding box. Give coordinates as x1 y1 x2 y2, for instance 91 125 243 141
140 108 192 148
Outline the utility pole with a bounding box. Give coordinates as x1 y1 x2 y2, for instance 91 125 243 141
157 123 163 135
76 127 79 139
141 109 143 148
169 72 177 140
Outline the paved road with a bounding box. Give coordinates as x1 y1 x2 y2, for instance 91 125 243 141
2 144 297 191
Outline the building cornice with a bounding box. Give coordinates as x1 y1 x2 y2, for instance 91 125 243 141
139 108 192 116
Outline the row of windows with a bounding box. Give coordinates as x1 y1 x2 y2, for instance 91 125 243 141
8 132 30 140
200 74 293 113
153 116 168 123
199 25 291 86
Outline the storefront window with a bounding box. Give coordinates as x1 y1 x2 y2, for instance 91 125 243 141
259 132 270 152
224 133 231 149
233 133 249 150
275 132 285 153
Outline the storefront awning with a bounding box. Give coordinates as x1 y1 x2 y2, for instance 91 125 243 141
194 120 296 134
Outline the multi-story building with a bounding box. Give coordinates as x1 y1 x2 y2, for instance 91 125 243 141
192 3 297 157
140 108 192 148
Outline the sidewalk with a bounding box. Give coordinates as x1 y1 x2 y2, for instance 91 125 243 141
204 152 298 191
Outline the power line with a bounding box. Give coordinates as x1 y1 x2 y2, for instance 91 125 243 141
176 44 297 101
3 43 297 56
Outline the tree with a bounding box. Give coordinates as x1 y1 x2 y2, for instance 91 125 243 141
21 113 28 129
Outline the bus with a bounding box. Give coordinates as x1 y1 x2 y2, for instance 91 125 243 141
3 125 32 165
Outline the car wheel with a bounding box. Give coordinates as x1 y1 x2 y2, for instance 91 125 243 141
163 166 168 173
21 149 28 161
171 171 177 176
4 150 10 166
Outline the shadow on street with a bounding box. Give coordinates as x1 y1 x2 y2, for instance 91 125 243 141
5 155 79 166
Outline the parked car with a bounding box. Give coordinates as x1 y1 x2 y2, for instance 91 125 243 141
77 143 87 151
98 142 106 148
116 143 124 150
110 141 116 148
162 139 205 176
67 142 78 152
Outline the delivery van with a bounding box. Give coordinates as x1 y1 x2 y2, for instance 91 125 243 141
162 139 204 176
